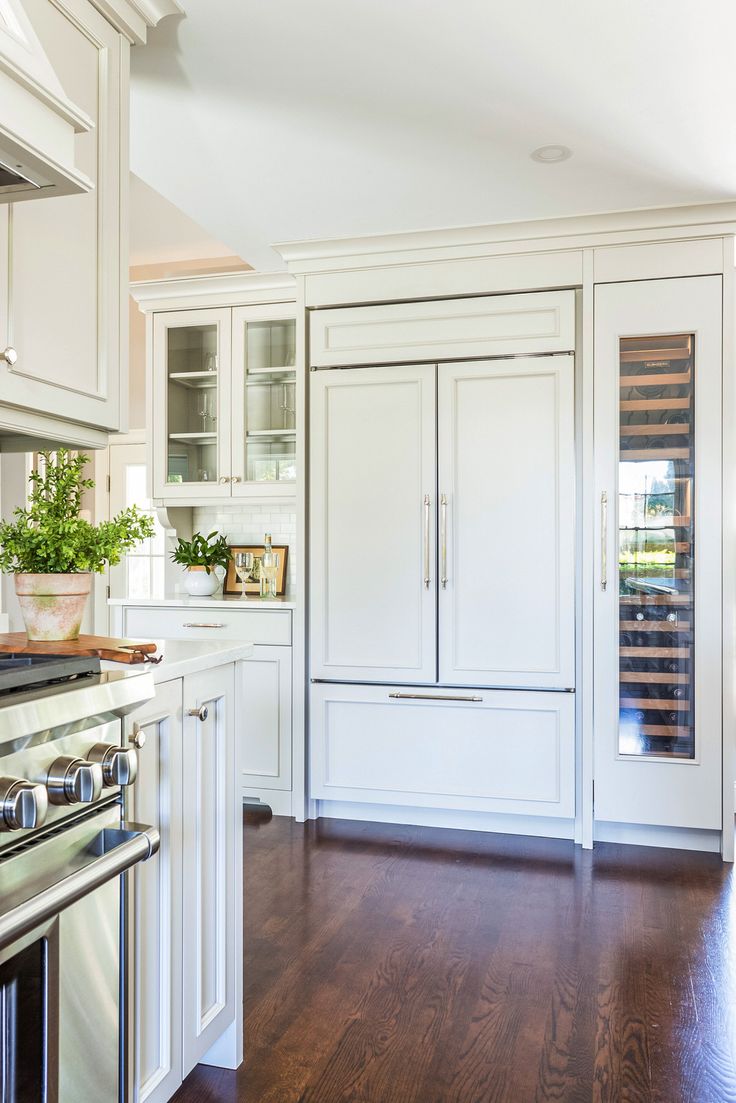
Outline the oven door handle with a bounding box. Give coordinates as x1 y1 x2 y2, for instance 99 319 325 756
0 822 159 950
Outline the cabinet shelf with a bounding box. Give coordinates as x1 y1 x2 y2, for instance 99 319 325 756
620 370 691 388
246 429 296 439
621 447 690 461
619 424 690 436
620 646 691 658
620 697 690 710
168 432 218 443
619 672 691 684
246 365 295 377
619 620 690 632
619 594 692 606
169 371 218 389
620 397 690 412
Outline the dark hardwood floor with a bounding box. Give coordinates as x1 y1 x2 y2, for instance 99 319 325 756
172 813 736 1103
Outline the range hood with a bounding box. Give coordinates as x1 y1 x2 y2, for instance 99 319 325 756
0 0 92 200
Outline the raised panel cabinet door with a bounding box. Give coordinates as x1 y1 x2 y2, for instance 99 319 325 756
2 0 125 431
593 275 722 832
126 680 184 1103
310 364 437 683
310 290 576 367
181 664 237 1076
438 356 575 689
241 646 292 791
310 682 575 819
152 309 233 500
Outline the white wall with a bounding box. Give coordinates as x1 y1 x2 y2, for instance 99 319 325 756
192 503 296 596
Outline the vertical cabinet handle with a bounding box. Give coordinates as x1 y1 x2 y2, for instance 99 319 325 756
423 494 431 589
600 490 608 591
440 494 448 589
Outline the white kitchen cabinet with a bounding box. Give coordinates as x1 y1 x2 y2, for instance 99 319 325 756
0 0 128 434
126 662 241 1102
310 682 575 819
309 289 575 367
181 664 237 1074
240 645 292 791
310 364 437 683
593 275 723 833
146 291 297 501
113 600 295 807
127 680 183 1103
437 356 575 689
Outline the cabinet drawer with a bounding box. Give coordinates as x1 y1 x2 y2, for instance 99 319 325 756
122 606 292 646
310 290 575 367
310 683 574 818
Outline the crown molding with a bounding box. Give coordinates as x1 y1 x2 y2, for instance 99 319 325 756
130 269 296 311
89 0 183 44
274 200 736 274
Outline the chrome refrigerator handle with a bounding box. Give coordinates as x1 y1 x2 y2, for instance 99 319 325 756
440 493 448 589
423 494 431 589
600 491 608 591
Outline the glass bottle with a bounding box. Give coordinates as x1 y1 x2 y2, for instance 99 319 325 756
260 533 279 599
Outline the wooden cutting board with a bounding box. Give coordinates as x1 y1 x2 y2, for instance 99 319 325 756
0 633 161 664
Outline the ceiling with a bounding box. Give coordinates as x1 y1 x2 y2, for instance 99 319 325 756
130 0 736 272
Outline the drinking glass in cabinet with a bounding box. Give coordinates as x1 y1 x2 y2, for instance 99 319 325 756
617 334 694 760
243 318 296 484
166 323 220 485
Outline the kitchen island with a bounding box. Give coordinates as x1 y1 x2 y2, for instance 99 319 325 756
108 638 252 1103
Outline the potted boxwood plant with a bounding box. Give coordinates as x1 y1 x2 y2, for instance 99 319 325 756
0 450 154 641
170 530 230 596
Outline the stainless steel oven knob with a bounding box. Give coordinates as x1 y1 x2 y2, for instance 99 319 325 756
87 743 138 787
0 777 48 831
47 756 103 805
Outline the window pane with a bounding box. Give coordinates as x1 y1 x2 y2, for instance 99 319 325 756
618 334 694 759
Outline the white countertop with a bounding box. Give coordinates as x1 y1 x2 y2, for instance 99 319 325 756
109 595 296 611
101 638 254 684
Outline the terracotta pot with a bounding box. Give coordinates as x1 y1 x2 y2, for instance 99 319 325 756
183 565 220 597
15 573 92 641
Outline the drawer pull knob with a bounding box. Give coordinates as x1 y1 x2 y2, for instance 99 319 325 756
388 692 483 703
187 705 209 722
182 622 225 628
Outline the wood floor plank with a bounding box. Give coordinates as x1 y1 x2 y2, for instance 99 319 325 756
172 815 735 1103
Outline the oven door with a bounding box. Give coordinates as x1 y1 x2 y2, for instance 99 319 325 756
0 804 159 1103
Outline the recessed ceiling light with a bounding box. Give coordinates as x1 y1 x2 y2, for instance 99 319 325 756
530 145 573 163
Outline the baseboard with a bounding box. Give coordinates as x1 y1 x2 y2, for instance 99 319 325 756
242 788 293 817
315 800 575 840
594 820 721 853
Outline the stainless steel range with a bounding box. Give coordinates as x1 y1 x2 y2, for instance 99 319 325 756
0 653 157 1103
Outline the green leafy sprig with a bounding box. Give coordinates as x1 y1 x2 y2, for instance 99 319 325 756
0 450 155 575
170 531 230 575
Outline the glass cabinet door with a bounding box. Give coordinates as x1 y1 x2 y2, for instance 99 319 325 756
232 307 296 493
618 334 694 759
152 309 232 498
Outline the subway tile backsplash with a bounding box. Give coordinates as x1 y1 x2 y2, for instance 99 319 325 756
193 503 297 595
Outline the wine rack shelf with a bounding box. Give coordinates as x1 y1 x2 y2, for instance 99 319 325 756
617 332 695 759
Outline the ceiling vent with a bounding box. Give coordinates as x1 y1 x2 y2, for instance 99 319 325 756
0 0 92 201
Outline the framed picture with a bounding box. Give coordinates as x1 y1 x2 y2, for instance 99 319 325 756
224 544 289 596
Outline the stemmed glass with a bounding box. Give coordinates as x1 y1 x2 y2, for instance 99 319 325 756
234 552 253 599
197 392 209 433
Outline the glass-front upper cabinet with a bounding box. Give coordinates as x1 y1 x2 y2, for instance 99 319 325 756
152 309 232 500
231 305 297 496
